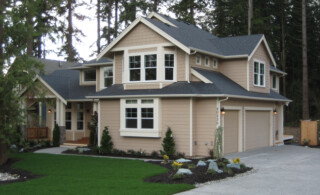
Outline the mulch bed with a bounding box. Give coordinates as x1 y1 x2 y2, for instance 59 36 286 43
0 158 43 186
144 159 252 185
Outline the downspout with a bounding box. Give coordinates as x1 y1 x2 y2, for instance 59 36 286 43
217 97 229 127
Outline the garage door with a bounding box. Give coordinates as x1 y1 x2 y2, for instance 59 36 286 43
224 110 239 154
245 111 270 150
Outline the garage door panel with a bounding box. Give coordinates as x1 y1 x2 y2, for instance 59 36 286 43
246 111 270 150
224 110 239 154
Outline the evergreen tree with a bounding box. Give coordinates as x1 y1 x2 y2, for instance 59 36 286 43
53 123 60 147
161 127 175 157
99 126 113 154
89 111 98 147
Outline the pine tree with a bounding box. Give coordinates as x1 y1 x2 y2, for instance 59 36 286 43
99 126 113 154
161 127 175 157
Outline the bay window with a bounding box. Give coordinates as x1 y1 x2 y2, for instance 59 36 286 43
145 54 157 80
254 61 265 87
129 56 141 81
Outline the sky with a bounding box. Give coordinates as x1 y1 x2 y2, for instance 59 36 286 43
45 1 175 63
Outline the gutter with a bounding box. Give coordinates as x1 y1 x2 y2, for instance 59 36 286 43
189 47 248 59
217 97 229 127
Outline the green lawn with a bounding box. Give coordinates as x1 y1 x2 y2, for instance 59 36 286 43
0 153 193 195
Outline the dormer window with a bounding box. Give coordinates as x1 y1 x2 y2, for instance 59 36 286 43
254 61 265 87
83 69 96 82
196 54 201 65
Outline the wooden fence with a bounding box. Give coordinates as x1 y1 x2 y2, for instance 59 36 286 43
27 127 49 139
300 120 319 146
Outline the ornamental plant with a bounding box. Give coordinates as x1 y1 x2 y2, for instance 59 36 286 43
52 123 60 147
172 161 183 171
233 157 240 164
99 126 113 154
161 127 175 157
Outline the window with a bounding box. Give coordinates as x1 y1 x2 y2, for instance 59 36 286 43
126 108 137 128
83 69 96 82
145 55 157 80
196 54 201 65
129 56 141 81
254 61 265 87
165 54 174 80
272 74 277 89
213 59 218 68
141 108 153 129
77 112 84 130
66 103 72 109
205 56 210 66
77 103 83 110
65 112 72 130
104 66 113 87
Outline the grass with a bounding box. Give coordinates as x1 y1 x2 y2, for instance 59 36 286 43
0 153 194 195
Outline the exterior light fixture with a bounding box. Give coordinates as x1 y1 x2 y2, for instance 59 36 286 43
221 107 226 115
48 109 52 113
273 109 277 115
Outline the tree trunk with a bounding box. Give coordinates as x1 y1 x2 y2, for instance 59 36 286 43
248 0 253 35
66 0 74 62
97 0 101 53
153 0 158 11
0 0 4 72
190 0 195 24
114 0 118 37
302 0 309 119
0 140 8 166
280 0 286 97
26 10 33 56
107 0 112 44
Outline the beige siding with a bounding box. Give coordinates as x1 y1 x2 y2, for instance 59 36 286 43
249 43 271 93
176 48 186 81
99 98 191 155
245 111 270 150
193 98 217 156
219 59 247 89
224 110 239 154
190 75 202 82
114 52 123 84
128 47 157 53
164 46 175 52
125 83 160 90
96 67 101 91
190 54 219 71
113 23 169 49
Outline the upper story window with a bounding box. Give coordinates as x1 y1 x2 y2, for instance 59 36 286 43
254 61 265 87
165 54 174 80
145 54 157 81
272 74 277 89
196 54 201 65
205 56 210 66
213 59 218 68
83 69 96 82
104 66 113 87
129 56 141 81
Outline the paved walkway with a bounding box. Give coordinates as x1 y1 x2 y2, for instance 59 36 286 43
34 146 74 154
178 145 320 195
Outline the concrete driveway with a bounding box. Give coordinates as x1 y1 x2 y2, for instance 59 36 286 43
178 145 320 195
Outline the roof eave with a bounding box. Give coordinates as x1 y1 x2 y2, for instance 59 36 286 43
189 47 248 59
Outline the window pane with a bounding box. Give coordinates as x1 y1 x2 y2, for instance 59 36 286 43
260 63 264 74
126 108 137 118
77 122 83 130
273 75 277 89
66 122 71 130
165 54 174 67
145 68 157 80
126 119 137 128
84 69 96 81
77 112 84 121
130 69 140 81
141 108 153 118
254 62 259 73
214 59 218 67
77 103 83 110
129 56 141 68
66 103 72 109
165 68 173 80
104 78 113 87
66 112 72 120
145 55 157 67
142 99 153 104
104 66 113 77
260 75 264 85
254 74 258 85
126 100 137 104
142 119 153 129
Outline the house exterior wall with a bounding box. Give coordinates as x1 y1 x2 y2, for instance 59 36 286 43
176 48 186 81
99 98 191 155
249 43 271 93
219 59 248 90
114 52 123 84
124 83 161 90
193 98 217 156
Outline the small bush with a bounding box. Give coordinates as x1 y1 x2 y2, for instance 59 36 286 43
99 126 113 154
188 164 196 169
240 163 246 170
127 149 136 156
136 149 146 157
161 127 175 157
173 173 185 180
113 149 127 156
53 123 60 147
175 152 185 159
151 151 159 158
223 167 233 175
206 169 216 175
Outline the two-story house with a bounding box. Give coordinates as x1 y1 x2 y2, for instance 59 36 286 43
22 12 290 156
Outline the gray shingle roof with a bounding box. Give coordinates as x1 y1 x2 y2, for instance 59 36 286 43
83 57 113 65
41 69 96 100
88 68 290 102
270 65 287 75
145 15 263 57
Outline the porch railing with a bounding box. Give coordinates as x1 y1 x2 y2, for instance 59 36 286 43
27 127 49 139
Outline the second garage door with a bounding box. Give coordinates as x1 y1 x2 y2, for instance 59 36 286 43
245 110 270 150
224 110 239 154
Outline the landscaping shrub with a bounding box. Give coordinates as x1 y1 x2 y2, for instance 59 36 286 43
151 151 159 158
99 126 113 154
88 112 98 147
175 152 185 159
53 123 60 147
206 169 216 175
188 164 196 169
161 127 175 157
113 149 127 156
173 173 185 180
172 161 183 171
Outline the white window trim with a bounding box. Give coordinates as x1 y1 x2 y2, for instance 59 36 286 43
213 59 218 68
205 56 210 67
272 74 278 90
253 59 266 87
125 50 176 83
120 98 160 137
82 69 97 84
196 54 201 65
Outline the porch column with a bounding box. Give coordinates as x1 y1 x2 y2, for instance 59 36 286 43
55 99 66 144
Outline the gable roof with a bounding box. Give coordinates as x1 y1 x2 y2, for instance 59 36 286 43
87 68 290 102
270 65 287 75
